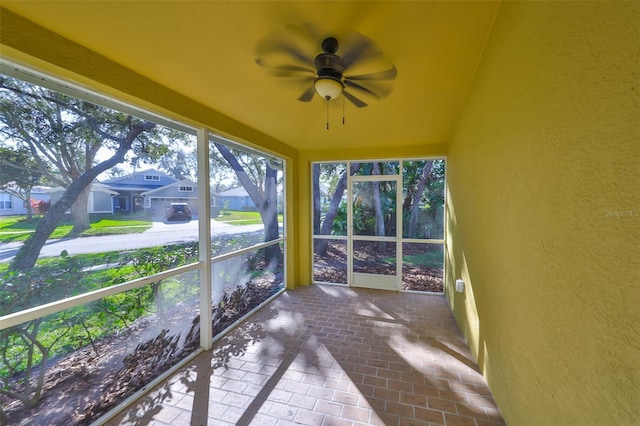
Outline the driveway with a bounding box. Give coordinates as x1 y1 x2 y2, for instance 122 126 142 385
0 218 266 263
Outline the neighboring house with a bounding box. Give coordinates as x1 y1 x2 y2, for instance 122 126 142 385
141 179 220 218
0 185 51 216
219 187 256 211
48 183 118 214
102 168 177 214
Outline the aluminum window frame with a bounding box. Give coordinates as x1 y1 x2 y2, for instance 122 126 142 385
311 157 447 293
0 60 288 347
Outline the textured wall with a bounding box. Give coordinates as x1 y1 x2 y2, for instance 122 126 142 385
446 2 639 424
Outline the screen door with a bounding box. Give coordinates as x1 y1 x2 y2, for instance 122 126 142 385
350 176 401 290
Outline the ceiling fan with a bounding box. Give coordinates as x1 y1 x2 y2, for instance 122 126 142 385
255 27 397 126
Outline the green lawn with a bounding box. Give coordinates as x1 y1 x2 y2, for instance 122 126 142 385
402 250 444 269
214 210 283 226
0 215 152 243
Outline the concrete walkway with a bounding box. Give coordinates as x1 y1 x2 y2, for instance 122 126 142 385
0 218 266 263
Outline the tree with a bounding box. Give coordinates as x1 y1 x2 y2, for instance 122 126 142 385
402 159 445 239
155 130 197 180
213 142 281 262
407 161 433 237
312 164 322 235
11 119 156 271
0 147 43 220
0 75 162 271
0 76 166 234
314 162 361 256
371 162 386 238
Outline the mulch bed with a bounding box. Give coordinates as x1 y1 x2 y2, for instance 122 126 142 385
313 241 443 292
1 278 282 426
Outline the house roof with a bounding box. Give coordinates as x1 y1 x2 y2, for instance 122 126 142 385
102 168 177 184
0 183 52 194
100 168 178 193
47 182 118 196
218 187 249 198
31 185 52 194
141 180 219 197
105 185 157 192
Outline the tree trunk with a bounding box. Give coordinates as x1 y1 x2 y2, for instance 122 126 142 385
12 191 81 270
10 121 155 271
372 163 386 250
312 164 321 235
24 188 33 220
213 142 281 263
408 161 433 238
263 165 281 263
372 163 385 237
315 163 361 256
71 185 91 233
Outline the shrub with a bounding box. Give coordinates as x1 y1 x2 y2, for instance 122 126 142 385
30 199 50 215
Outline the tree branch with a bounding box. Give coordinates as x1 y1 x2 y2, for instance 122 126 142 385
214 142 266 208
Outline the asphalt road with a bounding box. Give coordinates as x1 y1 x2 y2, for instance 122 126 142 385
0 218 266 263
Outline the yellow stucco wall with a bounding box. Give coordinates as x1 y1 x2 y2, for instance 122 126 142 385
446 2 639 424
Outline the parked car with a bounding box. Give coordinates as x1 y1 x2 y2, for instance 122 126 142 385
166 202 192 221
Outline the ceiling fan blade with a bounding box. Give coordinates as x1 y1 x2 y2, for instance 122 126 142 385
340 33 383 69
345 65 397 81
298 86 316 102
255 59 316 77
344 80 381 99
285 22 323 48
256 39 314 65
343 91 368 108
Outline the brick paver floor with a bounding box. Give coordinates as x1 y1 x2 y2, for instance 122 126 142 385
107 284 505 425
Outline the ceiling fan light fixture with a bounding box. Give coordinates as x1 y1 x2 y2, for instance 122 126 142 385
314 77 344 100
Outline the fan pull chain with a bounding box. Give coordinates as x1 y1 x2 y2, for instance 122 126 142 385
326 98 330 130
342 96 345 125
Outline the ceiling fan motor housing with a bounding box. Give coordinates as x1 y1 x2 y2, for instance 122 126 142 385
314 53 345 80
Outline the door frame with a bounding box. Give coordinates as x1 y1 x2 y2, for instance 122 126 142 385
348 174 402 291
